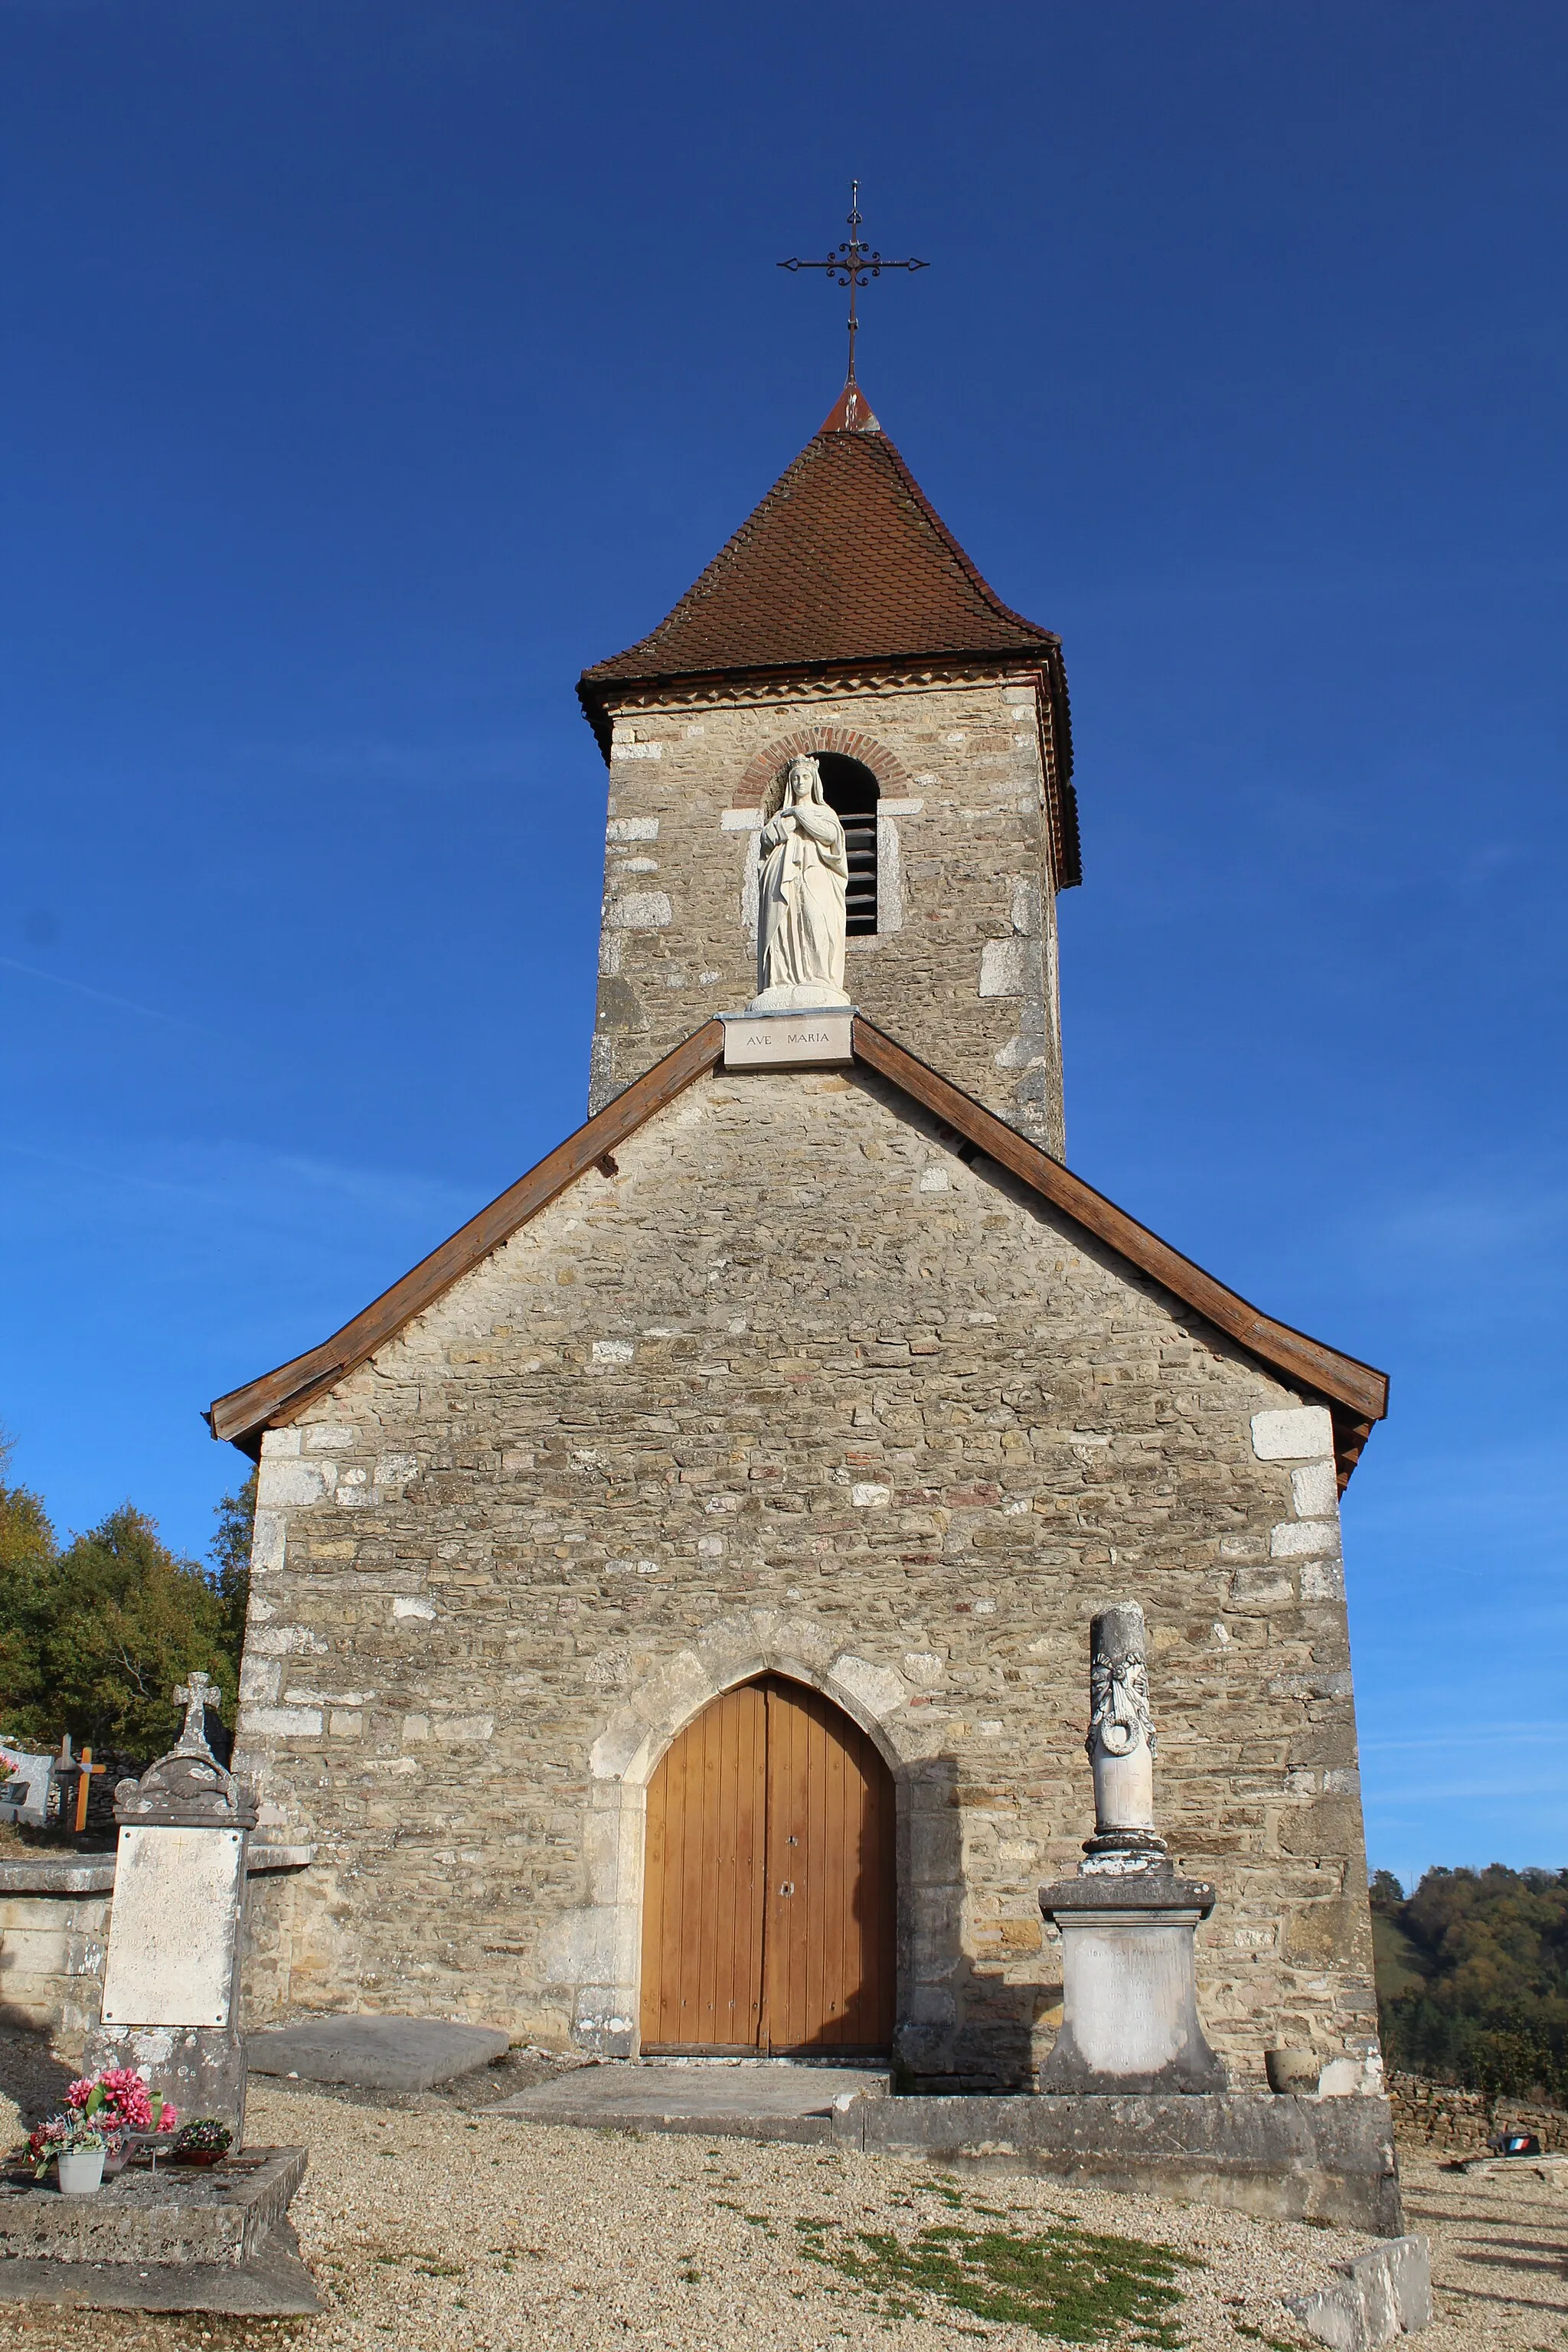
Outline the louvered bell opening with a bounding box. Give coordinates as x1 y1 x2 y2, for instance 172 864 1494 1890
841 813 878 935
817 754 880 938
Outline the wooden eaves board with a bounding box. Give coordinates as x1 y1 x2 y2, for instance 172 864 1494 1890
207 1015 1388 1481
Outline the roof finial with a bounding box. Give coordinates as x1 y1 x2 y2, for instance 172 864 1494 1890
779 180 928 392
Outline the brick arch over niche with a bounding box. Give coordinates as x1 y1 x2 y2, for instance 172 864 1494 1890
731 727 914 811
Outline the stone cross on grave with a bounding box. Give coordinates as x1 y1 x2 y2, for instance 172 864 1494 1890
172 1671 220 1754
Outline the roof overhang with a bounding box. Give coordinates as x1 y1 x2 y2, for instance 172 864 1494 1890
208 1018 1386 1485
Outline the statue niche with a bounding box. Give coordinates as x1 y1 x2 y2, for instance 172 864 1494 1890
751 755 851 1011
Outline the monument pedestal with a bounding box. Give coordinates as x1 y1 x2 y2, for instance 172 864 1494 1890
82 2019 250 2150
1038 1603 1229 2097
1038 1871 1227 2094
83 1674 255 2145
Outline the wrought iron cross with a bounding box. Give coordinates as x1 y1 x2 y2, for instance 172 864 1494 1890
779 181 927 385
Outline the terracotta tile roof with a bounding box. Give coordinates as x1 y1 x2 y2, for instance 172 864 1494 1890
579 387 1063 694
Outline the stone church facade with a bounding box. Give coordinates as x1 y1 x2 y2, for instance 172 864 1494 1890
214 382 1389 2093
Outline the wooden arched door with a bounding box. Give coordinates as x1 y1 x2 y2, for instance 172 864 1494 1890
639 1676 896 2054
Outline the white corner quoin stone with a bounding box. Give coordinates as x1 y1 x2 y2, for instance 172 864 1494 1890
1250 1405 1334 1461
721 1009 854 1070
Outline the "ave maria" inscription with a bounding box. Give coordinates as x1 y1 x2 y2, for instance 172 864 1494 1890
720 1008 854 1070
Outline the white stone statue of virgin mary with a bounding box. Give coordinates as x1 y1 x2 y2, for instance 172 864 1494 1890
750 755 851 1011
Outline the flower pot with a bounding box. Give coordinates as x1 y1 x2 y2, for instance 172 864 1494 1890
57 2148 104 2196
1265 2047 1320 2095
172 2151 225 2167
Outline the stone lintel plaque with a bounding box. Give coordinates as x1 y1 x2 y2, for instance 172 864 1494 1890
99 1825 244 2027
721 1009 853 1070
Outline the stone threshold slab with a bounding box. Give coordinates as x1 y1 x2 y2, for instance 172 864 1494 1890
0 2146 307 2267
488 2082 1402 2236
0 2221 319 2314
489 2059 889 2126
249 2014 511 2093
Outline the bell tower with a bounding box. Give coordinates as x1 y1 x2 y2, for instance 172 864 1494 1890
577 382 1080 1155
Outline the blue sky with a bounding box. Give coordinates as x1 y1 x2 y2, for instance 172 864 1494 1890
2 2 1563 1885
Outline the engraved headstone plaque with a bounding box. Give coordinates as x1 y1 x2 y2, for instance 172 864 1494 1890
99 1825 245 2027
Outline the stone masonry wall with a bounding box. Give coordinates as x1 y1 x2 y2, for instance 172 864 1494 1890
234 1065 1377 2091
0 1884 111 2040
590 675 1067 1155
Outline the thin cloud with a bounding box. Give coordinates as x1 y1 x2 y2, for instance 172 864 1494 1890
1362 1730 1568 1755
0 955 221 1040
0 1132 477 1229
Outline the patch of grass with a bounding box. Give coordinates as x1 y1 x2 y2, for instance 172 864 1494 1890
371 2250 466 2278
1230 2325 1302 2351
799 2210 1200 2345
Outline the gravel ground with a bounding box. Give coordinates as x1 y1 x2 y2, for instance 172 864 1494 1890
1400 2151 1568 2349
0 2045 1556 2349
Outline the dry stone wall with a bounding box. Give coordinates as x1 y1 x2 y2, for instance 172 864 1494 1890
591 676 1067 1155
235 1065 1377 2090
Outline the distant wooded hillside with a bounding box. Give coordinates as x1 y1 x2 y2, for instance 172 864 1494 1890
1372 1865 1568 2102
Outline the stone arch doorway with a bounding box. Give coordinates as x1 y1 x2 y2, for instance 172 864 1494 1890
639 1674 896 2055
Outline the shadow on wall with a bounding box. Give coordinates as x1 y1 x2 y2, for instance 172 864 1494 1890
0 2023 80 2129
898 1755 1063 2092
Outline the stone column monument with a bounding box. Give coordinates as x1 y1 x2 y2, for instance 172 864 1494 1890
1037 1604 1227 2093
83 1673 256 2143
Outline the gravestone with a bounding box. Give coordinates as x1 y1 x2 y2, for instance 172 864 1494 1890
82 1673 256 2144
0 1742 55 1828
1038 1605 1227 2094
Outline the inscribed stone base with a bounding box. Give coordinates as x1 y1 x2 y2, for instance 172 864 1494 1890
82 2021 247 2148
1039 1873 1227 2095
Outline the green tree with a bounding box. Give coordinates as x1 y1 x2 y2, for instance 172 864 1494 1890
210 1467 255 1662
0 1432 254 1761
0 1437 58 1736
24 1507 234 1756
1375 1864 1568 2102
